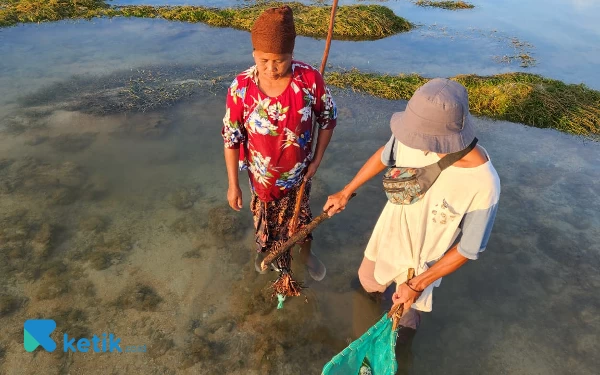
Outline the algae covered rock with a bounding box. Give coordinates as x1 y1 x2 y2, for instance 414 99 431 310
51 308 91 340
170 212 207 234
87 251 115 270
148 330 174 359
49 132 97 153
0 211 61 281
35 261 73 300
115 283 163 311
182 248 203 259
0 158 14 171
79 216 108 232
167 186 202 210
1 114 46 135
49 186 78 205
243 288 276 317
0 293 26 317
85 233 132 270
3 157 90 205
25 135 48 146
81 174 110 201
179 336 216 370
207 205 245 241
113 113 172 139
31 222 53 259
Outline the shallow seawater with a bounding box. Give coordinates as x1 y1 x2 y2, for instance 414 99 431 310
0 4 599 375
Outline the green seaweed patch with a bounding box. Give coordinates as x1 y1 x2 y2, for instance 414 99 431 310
325 70 600 137
1 1 413 40
0 0 108 27
117 2 412 40
414 1 474 10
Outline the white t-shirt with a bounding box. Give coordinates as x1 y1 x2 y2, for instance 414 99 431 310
364 136 501 311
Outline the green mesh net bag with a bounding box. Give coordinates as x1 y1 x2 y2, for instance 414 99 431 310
321 314 398 375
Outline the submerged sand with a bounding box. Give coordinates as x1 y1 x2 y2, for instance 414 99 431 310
0 67 599 375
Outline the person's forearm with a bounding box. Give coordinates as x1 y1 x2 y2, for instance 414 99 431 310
410 245 469 291
341 146 387 196
311 128 334 165
224 147 240 187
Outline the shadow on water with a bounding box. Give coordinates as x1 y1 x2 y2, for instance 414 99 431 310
0 61 599 374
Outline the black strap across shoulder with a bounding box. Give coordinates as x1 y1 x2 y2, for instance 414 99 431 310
436 137 478 171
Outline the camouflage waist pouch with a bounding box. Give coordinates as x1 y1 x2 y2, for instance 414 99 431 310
383 167 427 205
383 138 478 205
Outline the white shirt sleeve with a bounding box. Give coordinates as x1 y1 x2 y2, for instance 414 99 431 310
381 135 396 166
457 203 499 260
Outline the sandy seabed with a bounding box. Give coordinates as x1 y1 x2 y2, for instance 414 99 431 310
0 70 599 375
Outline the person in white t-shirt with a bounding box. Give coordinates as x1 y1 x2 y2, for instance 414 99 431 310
324 78 501 344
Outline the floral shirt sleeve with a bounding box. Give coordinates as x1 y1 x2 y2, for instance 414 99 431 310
222 77 247 149
312 70 337 130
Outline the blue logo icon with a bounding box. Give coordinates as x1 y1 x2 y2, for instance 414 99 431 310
24 319 57 352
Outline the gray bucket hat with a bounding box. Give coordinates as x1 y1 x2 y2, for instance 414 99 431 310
390 78 475 154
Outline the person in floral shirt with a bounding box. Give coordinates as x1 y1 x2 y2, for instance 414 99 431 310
222 6 337 283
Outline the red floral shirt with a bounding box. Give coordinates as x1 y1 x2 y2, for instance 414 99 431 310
222 61 337 202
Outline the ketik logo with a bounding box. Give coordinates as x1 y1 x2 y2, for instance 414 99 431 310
63 333 122 353
24 319 57 352
24 319 123 353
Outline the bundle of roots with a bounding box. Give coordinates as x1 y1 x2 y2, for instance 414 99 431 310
271 270 303 298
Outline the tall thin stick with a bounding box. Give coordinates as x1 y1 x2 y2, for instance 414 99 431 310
289 0 340 235
288 181 305 237
320 0 339 75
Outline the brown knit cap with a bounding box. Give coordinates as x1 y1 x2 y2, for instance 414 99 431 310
251 6 296 54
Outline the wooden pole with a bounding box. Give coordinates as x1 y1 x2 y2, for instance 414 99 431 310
262 193 355 270
262 211 331 271
288 0 340 237
320 0 339 75
388 268 416 331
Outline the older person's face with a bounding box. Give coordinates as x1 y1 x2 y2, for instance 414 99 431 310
253 51 293 82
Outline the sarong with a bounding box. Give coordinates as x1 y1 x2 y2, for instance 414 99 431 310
250 180 313 272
